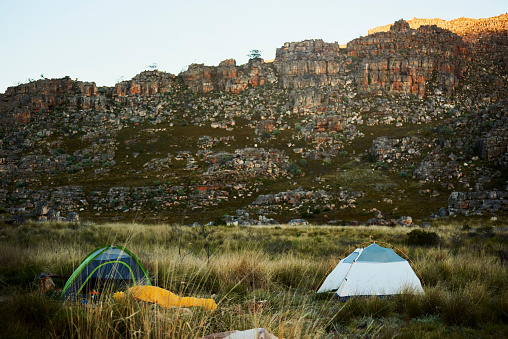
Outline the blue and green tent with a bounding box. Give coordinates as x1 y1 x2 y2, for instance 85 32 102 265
61 245 151 299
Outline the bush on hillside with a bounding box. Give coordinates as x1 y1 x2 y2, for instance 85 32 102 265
406 229 439 247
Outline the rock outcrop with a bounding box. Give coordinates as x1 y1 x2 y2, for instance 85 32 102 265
477 124 508 163
205 148 289 178
348 20 470 97
181 58 276 94
273 39 348 89
115 70 176 97
368 14 508 41
447 190 508 215
0 77 105 124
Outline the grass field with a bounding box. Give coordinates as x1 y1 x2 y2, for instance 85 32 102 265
0 218 507 338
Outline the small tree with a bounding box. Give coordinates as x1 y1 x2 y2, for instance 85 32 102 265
247 49 262 59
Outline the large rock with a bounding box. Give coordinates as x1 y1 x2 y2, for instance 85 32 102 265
0 77 105 124
115 70 176 97
181 58 275 94
66 212 79 222
447 190 508 215
274 39 348 90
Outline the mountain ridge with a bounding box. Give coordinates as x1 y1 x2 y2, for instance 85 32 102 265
368 13 508 38
0 14 506 225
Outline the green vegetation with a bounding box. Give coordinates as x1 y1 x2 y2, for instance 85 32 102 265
0 219 507 338
406 229 440 247
247 49 262 59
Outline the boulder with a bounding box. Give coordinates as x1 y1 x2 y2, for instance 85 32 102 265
66 212 79 222
34 200 49 217
438 207 448 217
289 219 308 226
397 216 413 226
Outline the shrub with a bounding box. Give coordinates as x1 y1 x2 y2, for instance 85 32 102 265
221 155 233 164
365 153 377 163
311 208 321 215
260 130 271 139
406 229 439 247
54 147 65 155
213 216 227 226
399 171 411 179
287 163 301 174
435 125 454 136
301 212 314 218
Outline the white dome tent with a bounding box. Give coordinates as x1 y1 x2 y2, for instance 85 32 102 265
317 242 424 300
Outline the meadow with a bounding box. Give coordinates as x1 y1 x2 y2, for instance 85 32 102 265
0 218 507 338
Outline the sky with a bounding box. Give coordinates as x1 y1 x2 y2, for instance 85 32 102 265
0 0 506 93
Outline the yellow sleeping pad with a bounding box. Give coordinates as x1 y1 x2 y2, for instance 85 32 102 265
114 285 217 310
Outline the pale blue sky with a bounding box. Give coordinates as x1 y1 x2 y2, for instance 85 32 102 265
0 0 506 93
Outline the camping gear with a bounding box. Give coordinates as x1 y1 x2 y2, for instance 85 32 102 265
317 242 424 300
38 274 56 294
61 245 151 299
114 285 217 310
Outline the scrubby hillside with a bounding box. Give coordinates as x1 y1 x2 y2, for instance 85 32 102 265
0 15 507 225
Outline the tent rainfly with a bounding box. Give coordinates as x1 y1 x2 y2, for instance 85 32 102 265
61 245 151 299
317 243 424 300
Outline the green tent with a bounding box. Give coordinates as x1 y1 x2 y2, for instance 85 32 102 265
61 245 151 299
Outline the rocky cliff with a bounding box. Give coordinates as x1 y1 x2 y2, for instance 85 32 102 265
181 58 276 94
0 14 507 225
348 20 470 97
114 70 176 97
273 39 349 89
368 13 508 40
0 77 105 124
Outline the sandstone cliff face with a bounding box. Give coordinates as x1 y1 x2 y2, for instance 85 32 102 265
273 39 348 89
114 70 176 97
368 14 508 39
180 58 276 94
288 88 324 113
0 77 104 124
348 20 470 97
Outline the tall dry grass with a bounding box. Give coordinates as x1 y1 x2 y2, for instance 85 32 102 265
0 218 507 338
